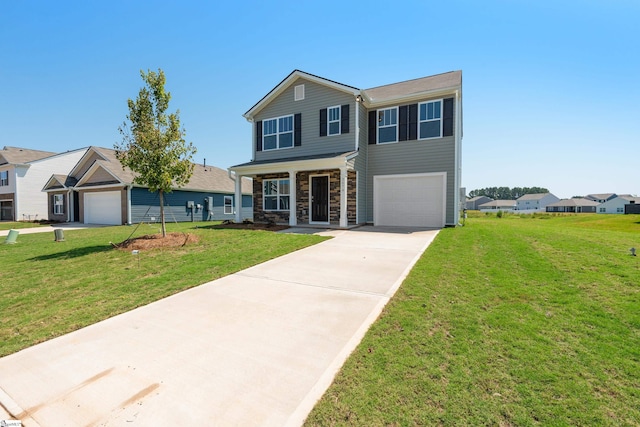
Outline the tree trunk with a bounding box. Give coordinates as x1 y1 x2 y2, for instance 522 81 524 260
159 190 167 237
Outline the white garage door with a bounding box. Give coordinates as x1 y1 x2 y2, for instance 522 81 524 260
374 173 446 227
84 191 121 225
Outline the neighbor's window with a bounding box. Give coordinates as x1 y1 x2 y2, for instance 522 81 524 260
419 100 442 139
224 195 233 215
263 179 290 211
263 115 293 150
328 106 341 135
377 107 397 143
53 194 64 215
599 207 606 213
0 171 8 186
617 207 624 213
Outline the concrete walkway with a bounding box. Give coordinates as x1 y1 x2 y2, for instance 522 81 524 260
0 223 102 237
0 226 439 426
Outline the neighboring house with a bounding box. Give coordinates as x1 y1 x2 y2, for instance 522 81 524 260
0 146 87 222
515 193 560 212
596 195 640 214
229 69 463 228
545 198 600 213
466 196 493 210
478 200 516 211
585 193 617 204
43 146 253 225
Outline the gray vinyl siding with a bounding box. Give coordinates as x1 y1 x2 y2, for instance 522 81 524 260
130 187 252 223
366 95 459 225
253 77 357 162
354 101 368 223
367 138 456 224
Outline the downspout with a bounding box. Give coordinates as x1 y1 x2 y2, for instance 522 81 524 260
455 89 462 225
127 185 132 225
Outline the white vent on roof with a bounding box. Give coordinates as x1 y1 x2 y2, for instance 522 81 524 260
294 84 305 101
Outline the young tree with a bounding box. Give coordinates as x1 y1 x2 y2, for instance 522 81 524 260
115 69 196 237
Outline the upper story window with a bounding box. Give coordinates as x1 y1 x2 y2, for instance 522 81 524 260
0 171 8 186
419 100 442 139
378 107 398 143
263 179 290 211
263 115 293 150
53 194 64 215
328 106 341 136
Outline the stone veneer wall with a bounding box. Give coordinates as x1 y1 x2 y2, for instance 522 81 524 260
254 170 358 226
252 173 290 224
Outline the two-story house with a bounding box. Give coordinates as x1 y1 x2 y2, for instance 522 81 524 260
229 70 463 228
515 193 560 212
0 146 87 221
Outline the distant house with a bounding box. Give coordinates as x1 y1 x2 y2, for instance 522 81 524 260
0 146 87 222
466 196 493 210
597 195 640 214
515 193 559 212
478 200 516 211
43 146 253 225
545 198 599 213
585 193 617 204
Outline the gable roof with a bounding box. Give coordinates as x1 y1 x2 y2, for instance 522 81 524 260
547 198 600 207
71 146 251 194
517 193 553 201
244 70 360 119
586 193 616 201
362 70 462 106
0 146 57 165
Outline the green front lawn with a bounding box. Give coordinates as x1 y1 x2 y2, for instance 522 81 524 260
0 222 327 357
306 213 640 426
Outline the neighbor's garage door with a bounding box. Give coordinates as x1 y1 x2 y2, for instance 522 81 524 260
374 173 445 227
84 191 121 225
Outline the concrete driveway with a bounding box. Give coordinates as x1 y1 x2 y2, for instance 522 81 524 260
0 226 438 426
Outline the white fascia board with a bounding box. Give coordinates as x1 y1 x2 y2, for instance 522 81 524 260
67 147 108 178
230 154 358 177
244 70 360 120
363 85 461 108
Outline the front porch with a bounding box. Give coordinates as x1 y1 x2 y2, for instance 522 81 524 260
230 152 360 229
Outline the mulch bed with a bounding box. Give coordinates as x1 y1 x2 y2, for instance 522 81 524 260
114 232 198 251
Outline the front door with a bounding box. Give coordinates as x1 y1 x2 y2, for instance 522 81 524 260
311 175 329 223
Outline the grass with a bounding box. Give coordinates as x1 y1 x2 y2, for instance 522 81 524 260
0 221 47 230
0 221 327 357
305 213 640 426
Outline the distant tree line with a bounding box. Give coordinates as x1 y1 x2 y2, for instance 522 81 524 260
468 187 549 200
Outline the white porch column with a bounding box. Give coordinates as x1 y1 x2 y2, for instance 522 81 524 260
339 167 348 228
234 174 243 223
288 170 297 226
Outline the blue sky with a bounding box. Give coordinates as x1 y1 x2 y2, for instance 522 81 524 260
1 0 638 199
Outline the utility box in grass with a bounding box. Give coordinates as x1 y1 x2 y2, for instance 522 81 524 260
4 229 18 244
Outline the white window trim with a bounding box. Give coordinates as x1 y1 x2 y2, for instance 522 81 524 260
327 105 341 136
53 194 64 215
224 195 233 215
418 99 443 140
377 107 398 144
294 84 305 101
263 115 294 151
263 178 290 211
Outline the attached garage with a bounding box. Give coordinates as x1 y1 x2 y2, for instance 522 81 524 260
84 191 122 225
373 173 446 228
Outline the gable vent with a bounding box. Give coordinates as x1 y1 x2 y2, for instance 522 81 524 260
294 84 305 101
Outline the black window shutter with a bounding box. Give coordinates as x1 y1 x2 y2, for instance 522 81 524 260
319 108 327 137
256 120 263 152
341 104 350 134
294 113 302 146
443 98 454 137
398 105 408 141
50 194 54 213
408 104 418 140
368 111 377 145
